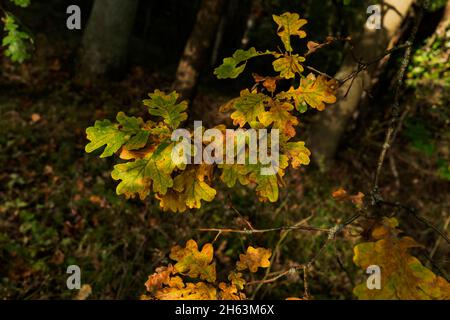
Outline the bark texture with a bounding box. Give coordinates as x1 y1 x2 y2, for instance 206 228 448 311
78 0 139 80
172 0 224 101
308 0 414 168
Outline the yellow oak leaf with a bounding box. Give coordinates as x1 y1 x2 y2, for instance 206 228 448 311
173 165 217 210
218 283 246 300
259 101 299 138
283 141 311 168
273 12 307 52
154 278 218 300
230 89 269 127
155 189 188 213
75 284 92 300
228 271 246 290
297 74 337 111
252 172 280 203
279 73 337 112
247 154 288 202
236 246 272 272
272 54 305 79
353 218 450 300
169 239 216 282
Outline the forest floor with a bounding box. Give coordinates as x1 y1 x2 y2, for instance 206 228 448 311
0 35 449 299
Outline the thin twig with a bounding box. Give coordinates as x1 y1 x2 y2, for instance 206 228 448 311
250 216 313 299
198 225 330 234
226 195 254 230
245 213 361 287
305 65 336 80
246 267 301 286
338 42 413 85
372 5 424 193
303 265 310 298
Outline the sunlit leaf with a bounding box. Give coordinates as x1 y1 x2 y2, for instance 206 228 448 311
85 112 147 158
259 101 299 138
283 141 311 168
279 73 337 111
143 90 188 129
2 13 32 63
236 246 272 272
218 283 246 300
229 89 269 127
111 142 177 199
170 239 216 283
353 218 450 300
272 12 307 52
172 165 217 210
214 48 273 79
272 54 305 79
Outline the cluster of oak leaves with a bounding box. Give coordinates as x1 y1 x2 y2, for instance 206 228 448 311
85 13 450 299
141 217 449 300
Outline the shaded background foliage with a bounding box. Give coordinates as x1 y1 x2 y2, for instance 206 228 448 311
0 0 448 299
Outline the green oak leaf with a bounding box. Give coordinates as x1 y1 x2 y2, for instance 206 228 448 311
219 164 251 188
10 0 31 7
85 112 147 157
2 14 32 63
214 48 274 79
111 142 177 199
143 90 188 129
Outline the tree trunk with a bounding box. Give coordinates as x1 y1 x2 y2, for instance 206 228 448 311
78 0 139 81
435 0 450 37
172 0 224 101
308 0 414 168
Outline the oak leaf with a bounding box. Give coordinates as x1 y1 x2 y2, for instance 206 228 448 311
230 89 269 127
353 218 450 300
218 283 245 300
228 271 246 290
247 155 288 203
273 12 307 52
156 189 188 213
272 54 305 79
283 141 311 168
111 142 177 199
259 101 299 138
85 112 147 158
252 74 279 93
214 48 273 79
154 278 218 300
169 239 216 282
236 246 272 272
279 74 337 112
219 164 251 188
143 90 187 129
145 264 175 291
172 165 217 210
